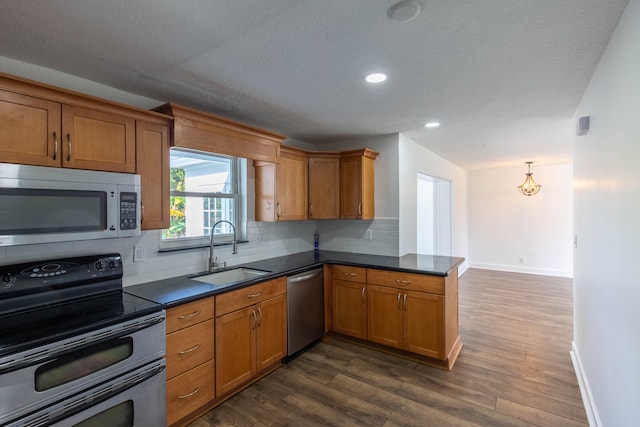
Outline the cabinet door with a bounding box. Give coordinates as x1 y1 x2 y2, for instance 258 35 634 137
308 155 340 219
367 285 403 349
340 151 376 220
256 294 287 372
215 306 256 396
332 280 367 339
136 120 170 230
254 161 276 221
404 291 444 359
276 149 308 220
0 90 61 167
62 105 135 172
340 155 362 219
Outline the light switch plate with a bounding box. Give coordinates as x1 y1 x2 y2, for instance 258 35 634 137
134 245 145 262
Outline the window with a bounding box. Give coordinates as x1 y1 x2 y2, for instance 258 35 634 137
161 148 243 249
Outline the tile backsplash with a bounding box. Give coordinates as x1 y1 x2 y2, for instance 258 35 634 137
0 218 399 286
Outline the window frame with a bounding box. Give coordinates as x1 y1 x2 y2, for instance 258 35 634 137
159 149 244 251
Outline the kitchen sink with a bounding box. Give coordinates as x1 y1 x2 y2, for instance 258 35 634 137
191 268 269 285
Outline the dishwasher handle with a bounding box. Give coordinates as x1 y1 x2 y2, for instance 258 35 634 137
288 270 322 284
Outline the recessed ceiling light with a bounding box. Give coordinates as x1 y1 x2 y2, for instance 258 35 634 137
365 73 387 83
424 121 440 128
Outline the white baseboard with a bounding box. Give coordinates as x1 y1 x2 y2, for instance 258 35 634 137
468 262 573 278
571 341 601 427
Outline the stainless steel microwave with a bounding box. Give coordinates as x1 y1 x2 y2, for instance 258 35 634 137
0 163 140 246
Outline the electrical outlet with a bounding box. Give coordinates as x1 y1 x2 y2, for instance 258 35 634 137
133 245 145 262
518 257 524 264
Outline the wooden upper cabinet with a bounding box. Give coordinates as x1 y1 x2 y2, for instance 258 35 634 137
136 120 170 230
340 148 379 220
254 145 308 221
62 105 136 173
277 147 308 220
0 89 61 167
154 103 284 163
0 72 172 176
308 153 340 219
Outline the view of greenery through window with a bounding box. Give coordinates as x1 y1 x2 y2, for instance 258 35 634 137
162 150 239 242
167 168 186 238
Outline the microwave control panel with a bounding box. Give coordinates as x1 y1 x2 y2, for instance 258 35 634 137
119 192 138 230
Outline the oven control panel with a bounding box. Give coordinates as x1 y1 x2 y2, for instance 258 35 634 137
0 254 123 294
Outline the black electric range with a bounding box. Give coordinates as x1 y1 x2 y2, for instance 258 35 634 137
0 253 162 358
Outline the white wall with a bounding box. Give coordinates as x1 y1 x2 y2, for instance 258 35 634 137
398 134 468 271
571 1 640 426
468 163 573 277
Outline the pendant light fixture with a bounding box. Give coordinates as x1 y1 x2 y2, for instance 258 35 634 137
517 162 541 196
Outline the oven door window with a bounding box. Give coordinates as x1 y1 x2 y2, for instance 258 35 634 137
35 337 133 391
0 188 107 234
72 400 133 427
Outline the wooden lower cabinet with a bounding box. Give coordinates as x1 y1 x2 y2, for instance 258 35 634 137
367 285 444 359
333 266 461 368
166 359 215 426
332 279 367 339
165 297 215 426
215 278 287 397
404 290 444 358
367 284 403 348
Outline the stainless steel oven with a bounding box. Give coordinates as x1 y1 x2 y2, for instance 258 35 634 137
0 254 166 427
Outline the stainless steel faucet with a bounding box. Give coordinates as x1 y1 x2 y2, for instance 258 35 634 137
209 220 238 272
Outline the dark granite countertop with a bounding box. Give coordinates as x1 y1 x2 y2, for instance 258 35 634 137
125 250 464 308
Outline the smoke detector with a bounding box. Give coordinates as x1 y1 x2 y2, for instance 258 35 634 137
387 0 422 23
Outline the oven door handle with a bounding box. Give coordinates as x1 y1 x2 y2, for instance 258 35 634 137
0 311 166 374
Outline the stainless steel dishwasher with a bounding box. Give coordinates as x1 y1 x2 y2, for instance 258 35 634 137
287 268 324 356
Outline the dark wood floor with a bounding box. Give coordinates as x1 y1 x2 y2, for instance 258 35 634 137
189 268 587 426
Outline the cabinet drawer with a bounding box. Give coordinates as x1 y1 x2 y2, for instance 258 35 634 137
166 319 215 380
166 297 214 334
332 265 367 283
367 269 444 295
216 277 286 317
166 359 215 426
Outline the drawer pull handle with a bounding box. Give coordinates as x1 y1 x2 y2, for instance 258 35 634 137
257 307 263 327
247 293 263 298
343 272 357 277
178 387 201 399
404 293 407 311
178 344 201 355
251 310 257 329
397 293 402 310
178 310 201 320
395 279 412 285
361 287 366 303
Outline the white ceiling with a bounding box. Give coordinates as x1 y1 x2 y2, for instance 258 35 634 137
0 0 629 170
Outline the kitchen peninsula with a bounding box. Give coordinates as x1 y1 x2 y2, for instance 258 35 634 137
126 250 464 427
